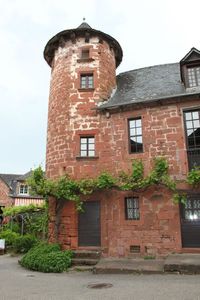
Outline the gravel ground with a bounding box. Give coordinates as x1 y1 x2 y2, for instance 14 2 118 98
1 255 200 300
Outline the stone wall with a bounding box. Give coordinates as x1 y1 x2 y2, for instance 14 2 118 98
49 186 182 257
0 179 12 207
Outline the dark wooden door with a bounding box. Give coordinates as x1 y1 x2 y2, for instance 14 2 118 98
78 201 100 246
181 194 200 248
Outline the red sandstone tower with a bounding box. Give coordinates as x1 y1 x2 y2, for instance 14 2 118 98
44 21 123 180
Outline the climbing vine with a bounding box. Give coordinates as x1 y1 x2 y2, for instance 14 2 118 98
187 168 200 187
27 157 199 241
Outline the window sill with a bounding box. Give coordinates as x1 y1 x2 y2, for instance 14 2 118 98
77 58 95 63
129 151 144 155
78 88 95 92
76 156 99 160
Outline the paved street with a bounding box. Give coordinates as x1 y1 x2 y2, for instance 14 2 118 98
1 255 200 300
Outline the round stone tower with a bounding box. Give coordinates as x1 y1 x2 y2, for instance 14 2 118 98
44 22 123 179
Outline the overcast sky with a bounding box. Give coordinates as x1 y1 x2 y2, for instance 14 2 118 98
0 0 200 174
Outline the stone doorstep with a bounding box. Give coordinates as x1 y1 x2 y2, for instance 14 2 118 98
93 254 200 275
93 258 165 275
73 250 101 259
71 258 99 266
164 254 200 274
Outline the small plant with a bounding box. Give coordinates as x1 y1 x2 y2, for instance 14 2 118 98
187 168 200 187
13 234 38 254
20 242 73 273
132 160 144 182
143 255 156 260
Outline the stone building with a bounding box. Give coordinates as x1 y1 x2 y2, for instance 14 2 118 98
0 172 44 208
44 22 200 257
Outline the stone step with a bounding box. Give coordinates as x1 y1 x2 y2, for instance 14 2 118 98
73 250 101 259
71 258 99 266
70 265 94 272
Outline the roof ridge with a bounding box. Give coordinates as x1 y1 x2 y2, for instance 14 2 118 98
118 62 179 76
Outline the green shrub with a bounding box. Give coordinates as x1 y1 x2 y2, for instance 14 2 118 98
20 243 73 273
13 234 38 254
0 229 20 246
3 222 21 234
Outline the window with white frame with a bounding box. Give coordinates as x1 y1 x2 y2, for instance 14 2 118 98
19 184 29 195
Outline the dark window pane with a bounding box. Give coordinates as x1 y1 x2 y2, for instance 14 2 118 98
81 49 89 59
188 138 195 148
187 129 194 137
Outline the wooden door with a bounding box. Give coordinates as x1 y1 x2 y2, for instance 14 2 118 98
78 201 100 246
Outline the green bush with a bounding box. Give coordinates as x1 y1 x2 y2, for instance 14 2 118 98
3 222 21 234
20 243 73 273
0 229 20 246
13 234 38 254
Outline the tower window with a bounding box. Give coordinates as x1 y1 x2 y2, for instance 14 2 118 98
128 117 143 153
80 74 94 89
187 66 200 87
80 136 95 157
81 49 90 59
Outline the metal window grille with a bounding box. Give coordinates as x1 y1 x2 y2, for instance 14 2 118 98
182 194 200 221
125 197 140 220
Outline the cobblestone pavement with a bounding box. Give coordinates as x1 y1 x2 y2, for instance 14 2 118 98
1 255 200 300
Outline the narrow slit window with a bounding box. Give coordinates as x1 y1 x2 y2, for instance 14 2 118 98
184 109 200 169
128 117 143 153
81 49 90 59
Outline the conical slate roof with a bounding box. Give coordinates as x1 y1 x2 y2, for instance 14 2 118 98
77 22 92 29
44 22 123 68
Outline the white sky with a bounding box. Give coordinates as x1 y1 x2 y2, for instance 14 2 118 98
0 0 200 174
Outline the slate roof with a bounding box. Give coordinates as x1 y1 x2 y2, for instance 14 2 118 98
99 63 200 110
0 174 20 193
77 21 92 29
44 22 123 68
18 171 32 181
0 172 41 198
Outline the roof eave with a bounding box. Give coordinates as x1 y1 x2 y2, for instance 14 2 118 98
97 92 200 112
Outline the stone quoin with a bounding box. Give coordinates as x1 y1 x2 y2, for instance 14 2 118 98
44 21 200 257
